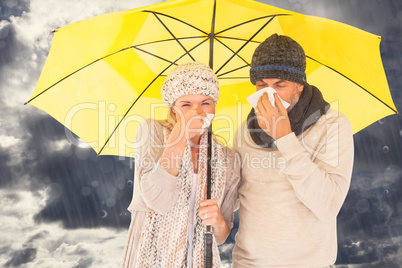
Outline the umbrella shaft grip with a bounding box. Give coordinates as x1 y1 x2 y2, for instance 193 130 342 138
204 230 213 268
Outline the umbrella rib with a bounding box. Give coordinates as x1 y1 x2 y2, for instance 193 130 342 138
98 38 210 155
142 10 208 35
25 38 206 104
217 64 249 78
209 0 217 69
133 37 209 69
214 37 250 66
152 13 196 61
134 36 206 47
215 16 276 75
25 12 286 104
134 47 178 65
25 47 133 104
97 65 174 155
216 36 260 43
307 56 398 114
215 14 290 35
218 77 249 80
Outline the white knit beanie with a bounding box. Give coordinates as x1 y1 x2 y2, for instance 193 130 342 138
161 62 219 107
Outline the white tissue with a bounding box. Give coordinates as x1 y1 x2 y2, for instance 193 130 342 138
201 113 214 134
246 87 290 110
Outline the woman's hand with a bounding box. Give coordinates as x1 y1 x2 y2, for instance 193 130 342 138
159 108 206 176
198 199 230 244
171 107 206 143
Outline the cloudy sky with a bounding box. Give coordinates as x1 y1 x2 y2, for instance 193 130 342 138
1 0 402 267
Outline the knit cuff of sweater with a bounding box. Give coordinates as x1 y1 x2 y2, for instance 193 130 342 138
274 132 305 161
139 163 180 214
143 163 179 194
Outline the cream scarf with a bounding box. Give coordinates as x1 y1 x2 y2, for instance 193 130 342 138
134 127 227 267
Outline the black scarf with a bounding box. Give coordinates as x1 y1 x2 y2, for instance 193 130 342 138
247 84 330 148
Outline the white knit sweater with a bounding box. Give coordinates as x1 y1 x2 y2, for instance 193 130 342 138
232 108 354 268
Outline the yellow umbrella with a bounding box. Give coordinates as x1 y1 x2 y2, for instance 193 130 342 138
26 0 397 157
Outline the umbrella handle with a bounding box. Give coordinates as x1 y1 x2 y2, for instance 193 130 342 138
204 124 213 268
204 228 213 268
206 124 212 199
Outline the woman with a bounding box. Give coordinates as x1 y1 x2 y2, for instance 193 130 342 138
121 62 240 267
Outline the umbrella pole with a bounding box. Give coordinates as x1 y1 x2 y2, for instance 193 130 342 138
204 124 213 268
205 2 216 266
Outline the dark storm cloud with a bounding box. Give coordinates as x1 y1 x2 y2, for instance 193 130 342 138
19 112 134 229
0 0 32 70
0 148 13 187
334 121 402 264
0 23 18 68
353 116 402 175
336 116 402 266
372 2 402 109
0 0 29 21
337 239 400 267
218 210 239 265
338 178 402 237
4 248 37 267
24 113 66 141
0 192 20 205
0 0 400 266
72 257 94 268
26 230 50 244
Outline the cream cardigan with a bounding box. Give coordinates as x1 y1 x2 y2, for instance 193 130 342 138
232 108 354 268
121 119 241 267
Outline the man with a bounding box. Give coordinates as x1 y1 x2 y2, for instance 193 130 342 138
232 34 354 267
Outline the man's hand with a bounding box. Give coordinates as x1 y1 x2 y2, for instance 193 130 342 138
255 92 292 140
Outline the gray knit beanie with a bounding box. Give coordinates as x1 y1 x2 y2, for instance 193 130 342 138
161 62 219 107
250 34 306 85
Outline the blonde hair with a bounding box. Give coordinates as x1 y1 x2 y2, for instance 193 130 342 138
157 108 177 132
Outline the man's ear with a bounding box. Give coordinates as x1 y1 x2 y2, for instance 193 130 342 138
298 83 304 93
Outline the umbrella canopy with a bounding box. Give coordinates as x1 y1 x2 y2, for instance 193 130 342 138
27 0 397 157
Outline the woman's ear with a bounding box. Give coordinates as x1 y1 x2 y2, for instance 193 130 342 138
170 107 177 120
